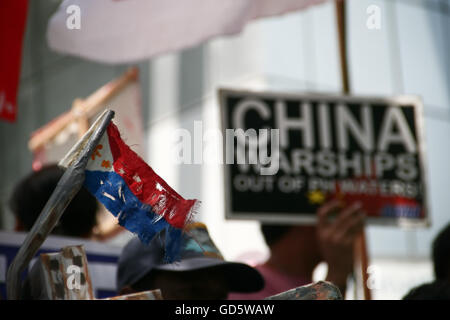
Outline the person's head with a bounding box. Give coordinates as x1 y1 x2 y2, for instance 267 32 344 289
403 281 450 300
260 223 321 262
432 223 450 281
9 164 98 238
117 223 264 299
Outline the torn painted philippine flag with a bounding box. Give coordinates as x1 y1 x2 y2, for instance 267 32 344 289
83 121 199 262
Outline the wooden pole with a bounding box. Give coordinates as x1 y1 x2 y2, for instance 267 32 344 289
7 110 115 299
335 0 350 95
334 0 371 300
356 229 371 300
28 67 138 152
72 98 90 138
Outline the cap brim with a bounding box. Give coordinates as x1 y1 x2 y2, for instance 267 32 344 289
154 257 264 293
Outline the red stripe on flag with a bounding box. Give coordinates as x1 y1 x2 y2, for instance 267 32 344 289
106 122 195 229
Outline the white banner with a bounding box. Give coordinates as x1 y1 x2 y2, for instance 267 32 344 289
47 0 326 64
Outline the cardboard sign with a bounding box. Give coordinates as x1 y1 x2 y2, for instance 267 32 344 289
219 89 429 226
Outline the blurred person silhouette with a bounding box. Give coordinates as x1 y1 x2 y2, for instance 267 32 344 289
9 164 99 239
117 222 264 300
403 281 450 300
431 223 450 283
403 223 450 300
229 199 365 299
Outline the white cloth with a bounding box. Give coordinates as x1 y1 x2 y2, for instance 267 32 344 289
47 0 326 64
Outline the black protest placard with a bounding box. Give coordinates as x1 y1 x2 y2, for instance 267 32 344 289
219 89 429 225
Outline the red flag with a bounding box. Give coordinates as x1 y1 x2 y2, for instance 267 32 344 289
0 0 28 122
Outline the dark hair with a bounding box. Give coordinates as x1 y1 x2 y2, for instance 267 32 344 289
403 281 450 300
260 224 293 247
9 164 98 238
432 223 450 280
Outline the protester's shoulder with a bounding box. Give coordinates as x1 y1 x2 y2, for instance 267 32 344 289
254 263 273 275
254 263 288 281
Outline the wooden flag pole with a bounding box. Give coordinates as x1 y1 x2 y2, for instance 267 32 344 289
335 0 350 95
7 110 115 300
356 229 372 300
334 0 372 300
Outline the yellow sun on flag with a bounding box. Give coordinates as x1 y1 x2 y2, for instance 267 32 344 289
308 190 325 205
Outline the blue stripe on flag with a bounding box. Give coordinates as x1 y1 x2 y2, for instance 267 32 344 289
84 170 183 261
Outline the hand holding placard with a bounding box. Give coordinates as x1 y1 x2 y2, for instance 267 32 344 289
316 199 365 294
